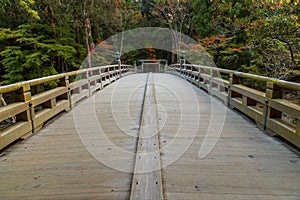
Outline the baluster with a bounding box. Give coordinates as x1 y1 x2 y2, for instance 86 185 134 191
266 82 282 118
59 76 71 110
16 84 33 134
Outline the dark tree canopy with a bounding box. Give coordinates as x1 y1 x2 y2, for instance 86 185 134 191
0 0 299 84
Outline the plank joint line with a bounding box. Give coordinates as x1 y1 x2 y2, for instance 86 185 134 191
130 73 164 200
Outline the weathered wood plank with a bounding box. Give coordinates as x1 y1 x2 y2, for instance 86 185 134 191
0 74 145 200
154 73 300 200
0 102 28 122
0 73 299 200
130 73 164 200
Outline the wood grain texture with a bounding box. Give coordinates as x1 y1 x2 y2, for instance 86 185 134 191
0 74 146 200
154 73 300 200
0 73 299 200
130 73 164 200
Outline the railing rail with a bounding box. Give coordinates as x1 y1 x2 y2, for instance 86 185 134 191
169 63 300 148
0 64 133 150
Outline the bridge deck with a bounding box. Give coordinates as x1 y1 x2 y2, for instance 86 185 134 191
0 73 299 200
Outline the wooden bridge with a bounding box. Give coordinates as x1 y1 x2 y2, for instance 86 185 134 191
0 63 299 199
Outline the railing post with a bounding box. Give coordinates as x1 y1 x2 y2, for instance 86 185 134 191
16 84 31 102
98 68 102 89
263 82 283 131
114 52 122 78
228 73 240 107
180 51 185 77
59 75 71 110
242 95 256 106
134 60 137 73
108 67 111 84
16 84 33 135
82 71 91 96
209 68 213 94
197 66 201 88
229 73 240 96
266 82 282 118
165 60 168 72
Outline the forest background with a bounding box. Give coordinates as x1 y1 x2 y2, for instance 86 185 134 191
0 0 299 85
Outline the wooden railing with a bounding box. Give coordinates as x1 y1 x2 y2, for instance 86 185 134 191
0 64 133 150
169 64 300 148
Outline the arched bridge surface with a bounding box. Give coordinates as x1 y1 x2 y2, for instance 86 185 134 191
0 70 299 199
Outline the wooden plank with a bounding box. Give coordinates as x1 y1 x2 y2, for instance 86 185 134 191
231 98 264 123
69 79 88 90
154 73 300 199
165 192 300 200
0 122 32 150
266 118 300 147
231 84 266 104
0 102 28 122
200 73 211 81
88 74 101 82
211 88 227 103
211 77 230 87
34 100 69 129
70 89 89 105
268 99 300 118
0 74 146 200
31 87 67 106
130 73 164 200
0 73 299 200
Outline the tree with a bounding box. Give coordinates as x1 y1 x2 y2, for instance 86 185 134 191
248 1 300 79
0 24 78 84
191 0 216 38
0 0 39 29
152 0 193 63
191 0 254 70
141 0 154 18
0 0 126 84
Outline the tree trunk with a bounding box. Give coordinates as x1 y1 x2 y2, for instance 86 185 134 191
83 1 91 68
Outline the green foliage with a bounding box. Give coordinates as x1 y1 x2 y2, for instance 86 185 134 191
0 0 299 84
0 24 79 84
248 2 300 79
191 0 216 38
141 0 154 18
19 0 39 19
0 0 9 12
0 0 39 27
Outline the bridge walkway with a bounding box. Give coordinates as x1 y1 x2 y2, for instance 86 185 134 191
0 73 299 200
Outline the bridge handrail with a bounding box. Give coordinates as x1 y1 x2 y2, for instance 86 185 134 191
0 64 133 150
0 65 132 93
169 63 300 148
170 64 300 91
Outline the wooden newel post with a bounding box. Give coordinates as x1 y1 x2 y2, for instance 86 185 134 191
180 51 185 76
266 82 283 99
16 84 32 123
59 76 69 89
115 52 121 78
16 84 31 102
266 82 282 118
59 76 71 110
82 71 91 96
229 73 240 98
227 73 240 108
209 68 214 94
